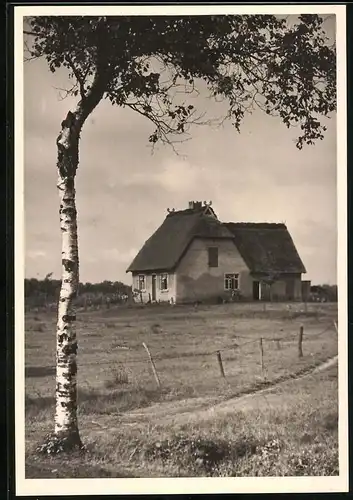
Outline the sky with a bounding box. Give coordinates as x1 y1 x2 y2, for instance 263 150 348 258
23 15 338 286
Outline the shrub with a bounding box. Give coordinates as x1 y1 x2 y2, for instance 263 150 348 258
144 435 232 474
144 433 262 476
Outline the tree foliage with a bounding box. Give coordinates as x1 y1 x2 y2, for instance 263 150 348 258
25 278 131 302
310 284 338 302
25 14 336 150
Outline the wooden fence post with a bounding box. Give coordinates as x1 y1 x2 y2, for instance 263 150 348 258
298 326 304 358
216 350 226 378
259 338 265 376
142 342 161 388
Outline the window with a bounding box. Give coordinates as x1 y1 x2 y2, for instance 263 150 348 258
137 275 146 291
160 273 168 291
225 273 239 290
208 247 219 267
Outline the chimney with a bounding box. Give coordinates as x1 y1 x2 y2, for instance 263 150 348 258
188 201 203 210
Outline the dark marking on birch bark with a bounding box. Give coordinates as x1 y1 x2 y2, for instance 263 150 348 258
57 386 77 398
61 206 77 217
57 382 76 391
59 145 79 175
57 384 75 395
66 177 74 190
60 111 75 129
58 394 77 412
57 111 80 177
63 372 72 384
58 333 68 345
62 342 78 357
63 360 78 377
62 259 76 273
62 314 76 323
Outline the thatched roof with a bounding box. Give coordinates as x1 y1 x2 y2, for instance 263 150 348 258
126 206 306 274
126 205 233 273
224 222 306 274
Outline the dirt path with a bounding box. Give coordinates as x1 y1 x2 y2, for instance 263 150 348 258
84 355 338 435
310 355 338 373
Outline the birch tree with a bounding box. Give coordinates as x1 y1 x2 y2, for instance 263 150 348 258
24 14 336 453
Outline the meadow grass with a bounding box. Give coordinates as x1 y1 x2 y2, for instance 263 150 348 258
25 301 338 478
138 365 339 477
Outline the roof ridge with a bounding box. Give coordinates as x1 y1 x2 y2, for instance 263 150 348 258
224 222 287 229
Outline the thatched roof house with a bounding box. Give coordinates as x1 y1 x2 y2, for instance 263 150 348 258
127 201 307 303
224 222 306 275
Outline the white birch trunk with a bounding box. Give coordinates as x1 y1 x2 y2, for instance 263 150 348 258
37 111 83 453
54 171 81 444
38 69 107 454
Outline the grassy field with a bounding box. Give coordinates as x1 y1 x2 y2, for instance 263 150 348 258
25 301 339 478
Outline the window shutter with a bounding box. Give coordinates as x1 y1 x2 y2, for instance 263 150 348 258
208 247 218 267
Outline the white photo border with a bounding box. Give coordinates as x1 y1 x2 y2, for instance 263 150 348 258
15 4 348 496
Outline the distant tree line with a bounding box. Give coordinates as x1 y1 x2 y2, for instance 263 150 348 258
25 277 132 310
310 284 338 302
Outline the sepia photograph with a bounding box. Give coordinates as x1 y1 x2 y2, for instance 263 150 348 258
15 4 348 496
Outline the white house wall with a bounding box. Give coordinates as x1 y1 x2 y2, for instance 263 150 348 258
132 272 177 303
176 237 252 302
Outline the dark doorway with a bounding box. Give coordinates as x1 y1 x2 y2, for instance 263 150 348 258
253 281 260 300
285 279 295 300
151 275 157 301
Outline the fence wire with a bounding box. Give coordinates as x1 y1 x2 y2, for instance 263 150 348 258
26 322 337 370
